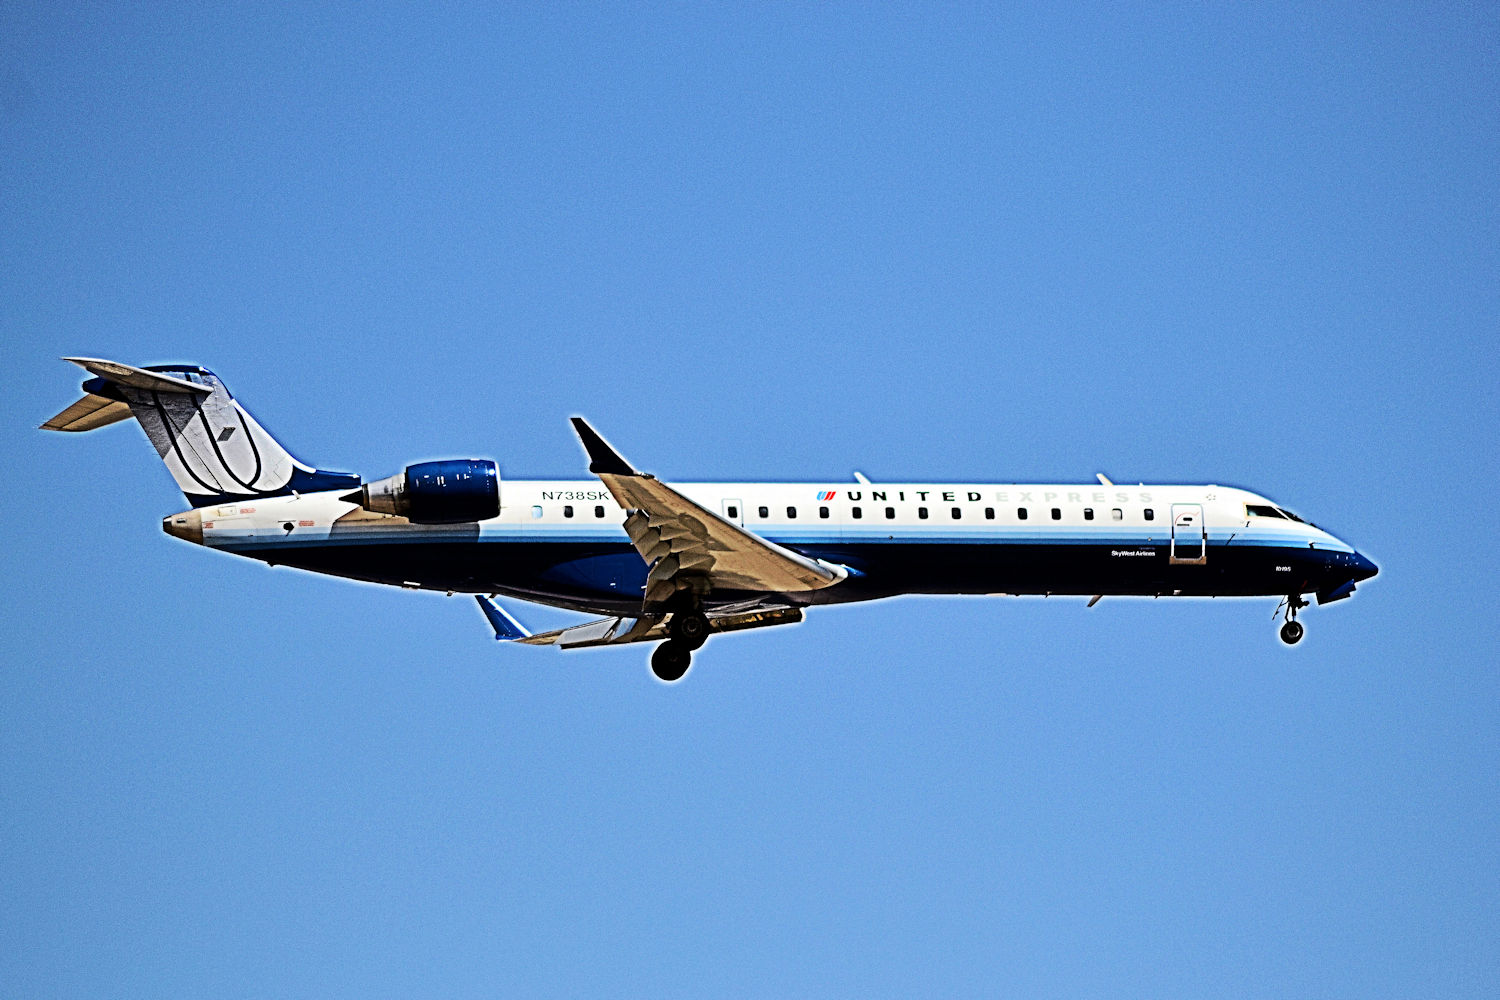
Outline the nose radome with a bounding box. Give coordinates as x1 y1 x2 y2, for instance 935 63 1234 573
162 509 203 545
1352 550 1379 581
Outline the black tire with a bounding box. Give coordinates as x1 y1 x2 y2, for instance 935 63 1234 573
1280 620 1305 645
670 611 711 650
651 641 691 682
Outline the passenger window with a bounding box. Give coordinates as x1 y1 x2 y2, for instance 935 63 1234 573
819 506 829 519
563 505 574 518
851 506 862 519
726 505 738 519
758 506 769 518
1084 508 1094 521
984 507 995 520
787 506 797 519
1144 508 1154 521
951 507 961 519
1051 507 1061 520
918 507 929 520
531 505 543 519
1018 508 1028 520
1112 508 1123 521
595 505 606 518
885 506 896 519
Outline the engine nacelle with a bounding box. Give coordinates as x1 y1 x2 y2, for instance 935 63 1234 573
346 459 500 524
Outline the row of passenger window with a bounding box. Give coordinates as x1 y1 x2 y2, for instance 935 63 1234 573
534 503 1159 522
532 505 611 519
730 504 1154 522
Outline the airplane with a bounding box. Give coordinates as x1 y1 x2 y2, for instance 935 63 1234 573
43 357 1378 682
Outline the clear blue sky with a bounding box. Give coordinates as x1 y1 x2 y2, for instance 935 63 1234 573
3 3 1496 996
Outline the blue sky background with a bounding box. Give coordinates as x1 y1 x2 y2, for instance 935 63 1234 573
3 3 1496 996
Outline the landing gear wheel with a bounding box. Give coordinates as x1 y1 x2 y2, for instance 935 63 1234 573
670 611 711 650
651 641 691 682
1275 594 1309 646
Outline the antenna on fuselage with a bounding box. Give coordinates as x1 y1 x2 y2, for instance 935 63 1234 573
853 471 871 484
1096 473 1113 486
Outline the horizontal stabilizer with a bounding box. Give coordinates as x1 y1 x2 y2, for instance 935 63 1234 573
63 357 211 394
40 392 133 432
476 596 532 640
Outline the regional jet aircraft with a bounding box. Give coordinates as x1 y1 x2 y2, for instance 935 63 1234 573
44 358 1378 681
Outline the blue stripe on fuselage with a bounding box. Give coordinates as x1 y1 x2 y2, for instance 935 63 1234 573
216 526 1358 613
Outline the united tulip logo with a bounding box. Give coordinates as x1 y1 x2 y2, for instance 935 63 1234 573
816 491 837 501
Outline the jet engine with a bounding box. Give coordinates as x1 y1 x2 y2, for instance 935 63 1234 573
344 459 500 523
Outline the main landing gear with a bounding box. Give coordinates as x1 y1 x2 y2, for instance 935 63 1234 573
651 610 711 682
1275 595 1308 645
651 642 691 682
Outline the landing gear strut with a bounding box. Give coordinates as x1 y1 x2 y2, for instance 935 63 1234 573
1276 595 1308 645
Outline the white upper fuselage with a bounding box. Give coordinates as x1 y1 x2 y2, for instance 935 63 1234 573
191 480 1351 557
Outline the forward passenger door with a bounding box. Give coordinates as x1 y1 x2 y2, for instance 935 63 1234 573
1170 503 1207 565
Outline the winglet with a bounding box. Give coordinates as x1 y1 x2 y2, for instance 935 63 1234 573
476 596 531 641
570 417 638 476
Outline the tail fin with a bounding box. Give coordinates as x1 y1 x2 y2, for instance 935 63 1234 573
42 357 359 506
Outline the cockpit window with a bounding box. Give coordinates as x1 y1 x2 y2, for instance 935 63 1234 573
1245 504 1285 519
1275 507 1306 523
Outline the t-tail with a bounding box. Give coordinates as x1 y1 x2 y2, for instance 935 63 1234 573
41 357 359 507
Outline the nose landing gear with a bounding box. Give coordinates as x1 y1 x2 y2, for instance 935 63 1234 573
1275 595 1308 645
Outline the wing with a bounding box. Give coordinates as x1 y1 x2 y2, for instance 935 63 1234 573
476 595 802 649
518 606 803 649
570 417 847 608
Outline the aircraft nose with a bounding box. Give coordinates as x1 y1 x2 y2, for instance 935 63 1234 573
1352 550 1378 581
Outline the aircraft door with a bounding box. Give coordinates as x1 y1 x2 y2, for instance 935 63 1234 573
1170 503 1206 565
721 498 744 526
